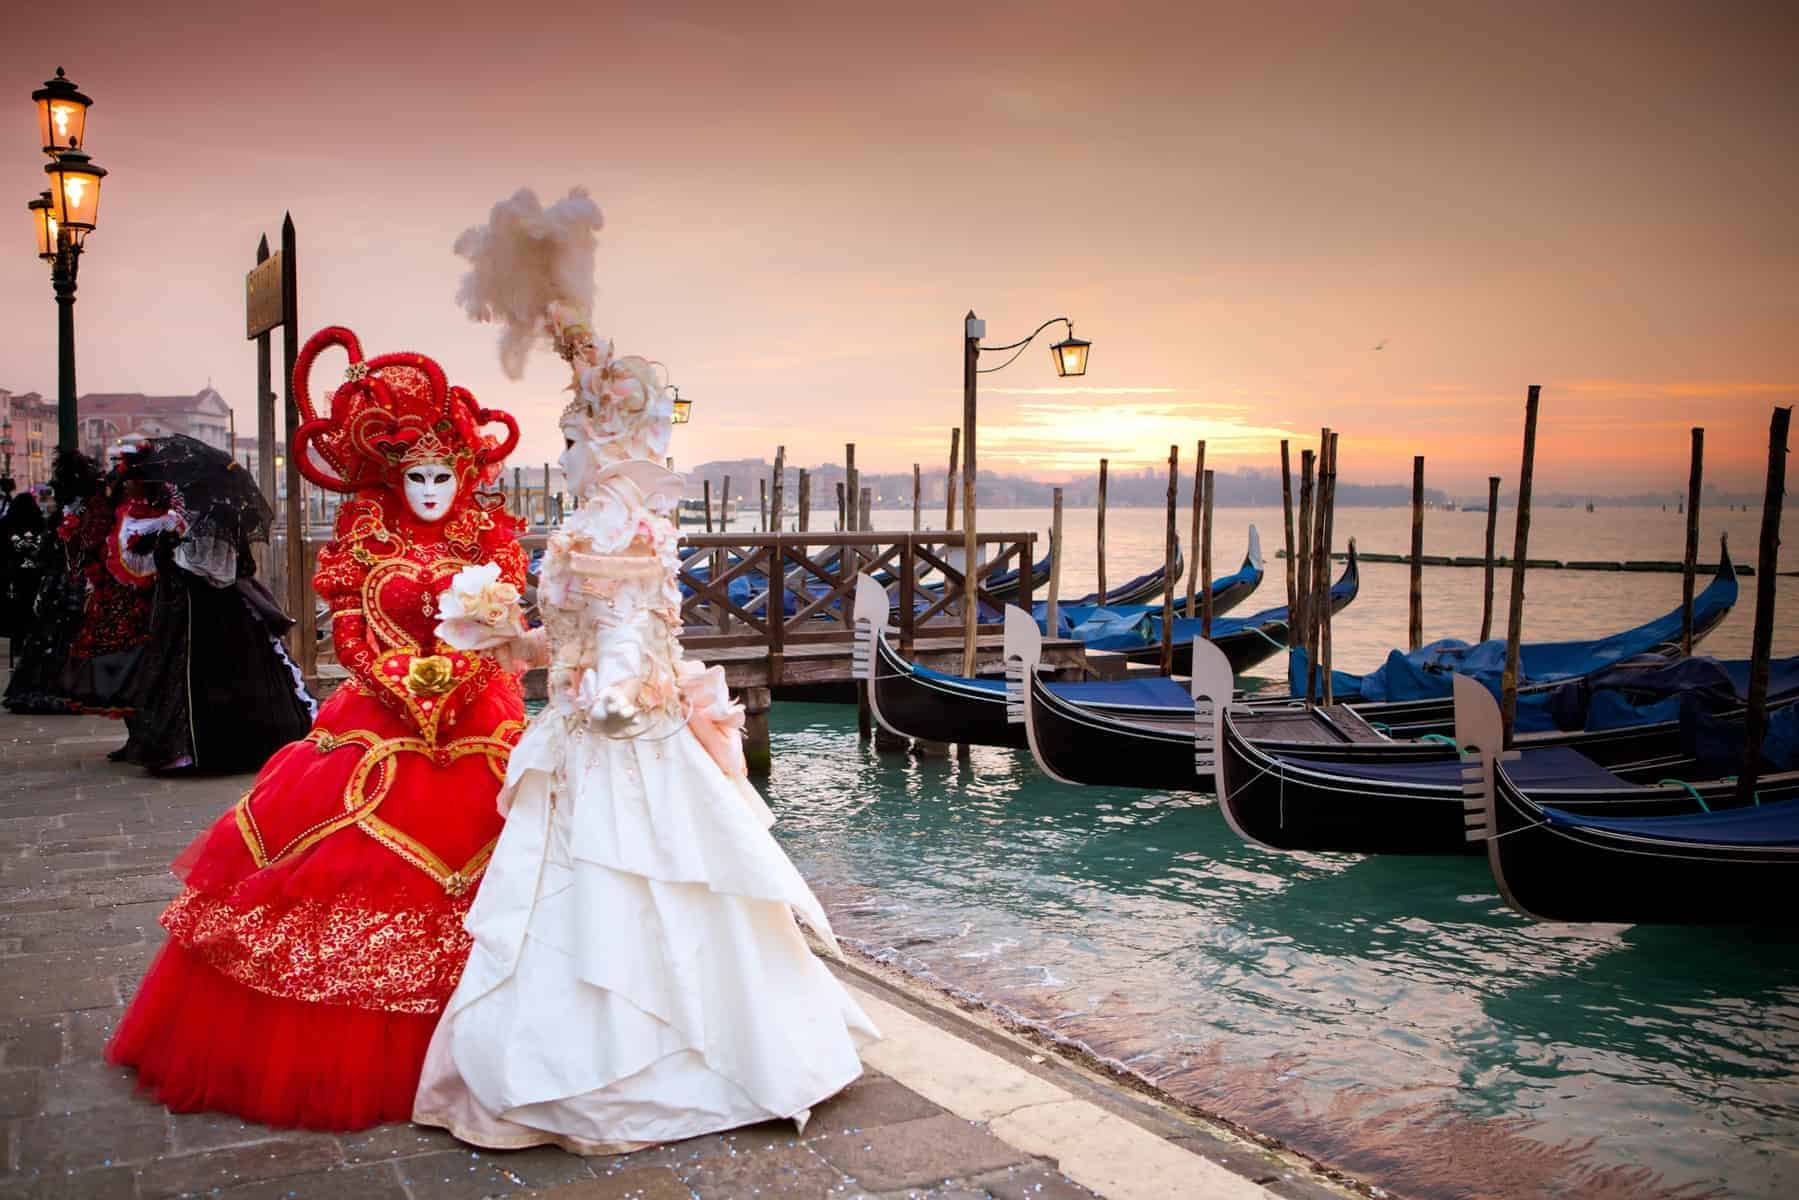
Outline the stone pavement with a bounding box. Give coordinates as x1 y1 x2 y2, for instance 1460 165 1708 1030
0 691 1343 1200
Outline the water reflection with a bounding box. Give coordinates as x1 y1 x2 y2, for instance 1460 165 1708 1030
768 704 1799 1200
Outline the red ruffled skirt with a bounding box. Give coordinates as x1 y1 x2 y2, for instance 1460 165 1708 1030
107 677 524 1131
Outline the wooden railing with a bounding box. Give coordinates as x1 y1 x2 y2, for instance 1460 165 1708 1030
675 530 1038 662
288 528 1036 688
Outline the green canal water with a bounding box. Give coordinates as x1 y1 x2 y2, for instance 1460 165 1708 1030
747 505 1799 1200
763 705 1799 1200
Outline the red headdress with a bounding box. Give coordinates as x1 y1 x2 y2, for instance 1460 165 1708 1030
291 326 519 496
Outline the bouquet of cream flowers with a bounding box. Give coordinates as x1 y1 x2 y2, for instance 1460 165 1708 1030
435 562 527 651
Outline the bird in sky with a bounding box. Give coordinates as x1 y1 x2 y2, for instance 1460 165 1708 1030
1372 338 1389 351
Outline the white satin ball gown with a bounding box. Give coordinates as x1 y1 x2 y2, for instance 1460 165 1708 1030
412 470 878 1154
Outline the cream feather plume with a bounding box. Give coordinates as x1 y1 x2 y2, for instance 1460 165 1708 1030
453 187 604 379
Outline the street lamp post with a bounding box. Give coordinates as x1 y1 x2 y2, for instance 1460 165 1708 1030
960 312 1090 673
27 68 107 454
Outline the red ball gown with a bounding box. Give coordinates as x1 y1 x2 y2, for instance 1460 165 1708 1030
108 329 527 1131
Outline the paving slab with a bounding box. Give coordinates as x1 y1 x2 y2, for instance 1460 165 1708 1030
677 1142 848 1199
807 1112 1030 1193
519 1167 693 1200
134 1138 345 1199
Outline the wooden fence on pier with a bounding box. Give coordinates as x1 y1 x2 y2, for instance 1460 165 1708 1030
289 527 1087 695
675 529 1051 687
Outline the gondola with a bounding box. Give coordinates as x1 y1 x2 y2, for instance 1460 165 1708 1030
1004 614 1366 792
1110 542 1359 675
1067 542 1187 607
1211 654 1799 854
1456 675 1799 924
1296 541 1738 738
983 550 1053 602
1043 527 1265 635
851 576 1193 748
1005 607 1203 788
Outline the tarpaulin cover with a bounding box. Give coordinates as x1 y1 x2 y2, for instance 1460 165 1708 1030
1046 676 1192 709
1540 655 1799 732
1540 794 1799 846
907 660 1191 710
1684 702 1799 775
1292 561 1738 703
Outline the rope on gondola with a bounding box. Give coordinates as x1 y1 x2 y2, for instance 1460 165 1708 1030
1656 777 1712 812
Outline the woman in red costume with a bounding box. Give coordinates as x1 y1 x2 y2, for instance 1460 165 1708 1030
108 326 528 1131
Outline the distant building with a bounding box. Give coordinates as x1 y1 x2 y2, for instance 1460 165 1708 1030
77 386 234 459
0 389 56 492
0 385 243 495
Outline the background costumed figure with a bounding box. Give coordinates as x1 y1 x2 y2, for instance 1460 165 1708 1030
111 434 317 773
107 329 528 1130
413 187 877 1153
3 450 104 715
59 439 160 715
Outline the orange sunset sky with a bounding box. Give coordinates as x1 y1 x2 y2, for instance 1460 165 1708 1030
2 1 1794 496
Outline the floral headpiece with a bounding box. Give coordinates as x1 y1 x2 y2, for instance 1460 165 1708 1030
290 325 520 495
548 304 674 467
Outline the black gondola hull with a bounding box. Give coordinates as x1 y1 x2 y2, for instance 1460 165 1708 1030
1025 671 1199 790
1485 769 1799 923
1218 708 1774 856
868 632 1022 747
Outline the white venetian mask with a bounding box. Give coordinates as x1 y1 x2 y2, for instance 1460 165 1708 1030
402 461 457 523
559 420 601 500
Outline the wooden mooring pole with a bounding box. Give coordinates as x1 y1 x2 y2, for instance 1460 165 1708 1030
703 479 713 532
1096 457 1109 606
1682 427 1705 654
1201 468 1216 639
1295 449 1315 667
1319 434 1339 703
771 445 785 534
912 464 921 531
1279 439 1296 626
945 428 960 531
797 469 809 532
1736 406 1790 807
1501 385 1542 744
721 475 732 530
844 443 858 532
1409 455 1425 652
759 478 768 532
1160 445 1180 675
1185 440 1205 618
1480 476 1500 642
1047 487 1063 635
835 482 846 531
1306 434 1332 703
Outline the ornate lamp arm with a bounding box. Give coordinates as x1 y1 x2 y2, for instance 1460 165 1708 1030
976 317 1073 374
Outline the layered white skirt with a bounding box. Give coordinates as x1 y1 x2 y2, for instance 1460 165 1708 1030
413 706 879 1153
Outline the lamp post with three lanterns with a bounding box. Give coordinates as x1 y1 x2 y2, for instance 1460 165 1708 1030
27 67 108 454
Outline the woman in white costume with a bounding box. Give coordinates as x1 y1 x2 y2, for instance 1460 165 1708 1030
413 189 877 1153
